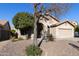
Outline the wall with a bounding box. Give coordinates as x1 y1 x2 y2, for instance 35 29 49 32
50 27 56 38
39 15 59 33
0 22 11 41
44 15 59 25
56 22 74 39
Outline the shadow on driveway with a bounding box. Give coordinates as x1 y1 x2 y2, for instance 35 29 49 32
69 43 79 51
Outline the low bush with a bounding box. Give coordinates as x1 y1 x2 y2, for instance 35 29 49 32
11 30 16 33
12 38 18 42
11 30 18 38
18 37 24 40
26 45 42 56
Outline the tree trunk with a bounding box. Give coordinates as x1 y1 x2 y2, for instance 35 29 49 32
33 15 38 46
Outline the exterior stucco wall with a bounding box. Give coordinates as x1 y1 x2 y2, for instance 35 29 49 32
50 27 56 38
44 15 59 25
0 22 11 41
39 16 59 33
50 22 74 39
55 22 74 38
4 22 10 30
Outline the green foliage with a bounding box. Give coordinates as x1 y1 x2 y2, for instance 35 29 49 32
12 12 34 29
75 25 79 32
11 30 16 33
12 38 18 42
18 37 24 40
26 45 42 56
11 29 18 38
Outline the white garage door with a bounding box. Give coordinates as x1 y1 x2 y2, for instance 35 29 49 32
58 28 73 38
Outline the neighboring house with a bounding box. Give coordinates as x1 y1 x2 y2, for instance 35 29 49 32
39 13 75 39
0 20 11 41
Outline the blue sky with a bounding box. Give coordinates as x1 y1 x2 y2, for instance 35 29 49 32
0 3 79 26
0 3 34 26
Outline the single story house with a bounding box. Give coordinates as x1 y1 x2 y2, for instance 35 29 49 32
0 20 11 41
39 13 76 39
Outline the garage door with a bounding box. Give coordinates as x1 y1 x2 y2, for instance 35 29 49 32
58 28 73 38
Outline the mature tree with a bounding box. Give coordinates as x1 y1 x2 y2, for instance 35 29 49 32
12 12 34 38
12 12 34 29
75 25 79 32
33 3 70 46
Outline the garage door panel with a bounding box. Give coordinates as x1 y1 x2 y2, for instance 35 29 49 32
57 28 73 38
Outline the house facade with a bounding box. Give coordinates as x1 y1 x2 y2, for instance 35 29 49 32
39 13 76 39
0 20 11 41
11 13 76 40
50 21 75 39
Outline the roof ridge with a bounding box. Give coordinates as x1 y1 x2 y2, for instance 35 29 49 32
50 20 75 28
44 14 60 22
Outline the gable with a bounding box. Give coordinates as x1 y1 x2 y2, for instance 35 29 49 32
0 21 10 30
56 22 75 29
4 22 11 30
44 14 60 25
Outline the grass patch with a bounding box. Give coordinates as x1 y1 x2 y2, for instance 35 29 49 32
26 45 42 56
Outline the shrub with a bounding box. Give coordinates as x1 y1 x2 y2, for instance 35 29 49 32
18 37 24 40
12 39 18 42
75 25 79 32
11 30 18 38
11 30 16 33
26 45 42 56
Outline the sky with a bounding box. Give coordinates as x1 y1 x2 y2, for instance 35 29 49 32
0 3 79 27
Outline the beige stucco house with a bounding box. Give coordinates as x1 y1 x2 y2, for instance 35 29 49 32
39 13 75 39
0 20 11 41
50 21 75 39
12 13 76 40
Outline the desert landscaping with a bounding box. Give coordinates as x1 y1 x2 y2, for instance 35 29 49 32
0 38 79 56
0 3 79 56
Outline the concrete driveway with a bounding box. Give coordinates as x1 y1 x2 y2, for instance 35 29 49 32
0 40 10 51
0 38 79 56
41 39 79 56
